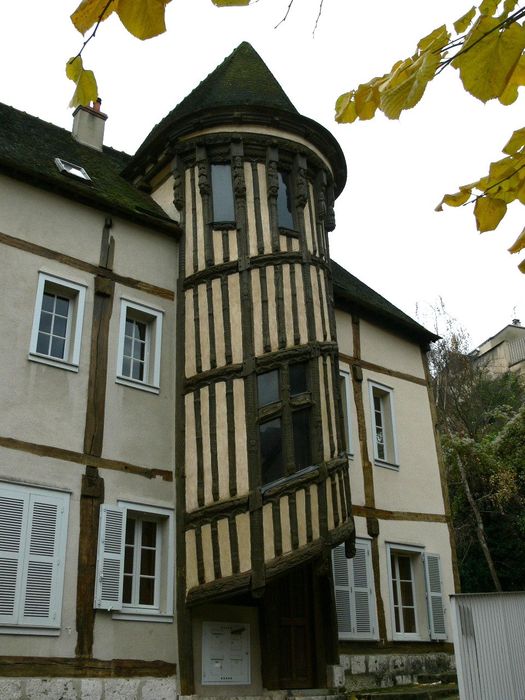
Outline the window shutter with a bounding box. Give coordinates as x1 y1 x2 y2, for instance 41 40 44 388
0 490 27 624
94 506 125 610
20 492 68 627
352 541 376 638
332 544 352 638
424 553 447 640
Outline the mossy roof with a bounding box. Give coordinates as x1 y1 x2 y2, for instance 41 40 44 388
0 101 178 235
330 259 438 345
133 42 298 160
128 43 346 194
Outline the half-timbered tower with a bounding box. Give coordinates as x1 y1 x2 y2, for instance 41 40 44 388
124 42 354 692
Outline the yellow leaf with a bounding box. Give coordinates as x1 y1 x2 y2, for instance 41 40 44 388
436 189 472 211
66 55 98 107
71 0 116 35
474 196 507 231
354 82 381 120
66 56 83 83
508 226 525 254
454 7 477 34
518 258 525 273
479 0 500 15
502 0 519 18
211 0 251 4
116 0 171 39
453 16 525 102
499 55 525 105
503 127 525 155
335 91 358 123
417 24 449 52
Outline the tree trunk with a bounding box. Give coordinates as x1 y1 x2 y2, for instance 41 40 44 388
456 454 502 591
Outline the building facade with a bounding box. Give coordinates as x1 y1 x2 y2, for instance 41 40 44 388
0 43 456 698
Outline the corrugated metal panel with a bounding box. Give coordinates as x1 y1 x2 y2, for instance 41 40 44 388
450 593 525 700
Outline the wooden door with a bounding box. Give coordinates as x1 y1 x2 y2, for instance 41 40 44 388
262 567 315 689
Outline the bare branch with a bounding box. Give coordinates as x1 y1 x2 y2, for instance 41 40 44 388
312 0 324 37
75 0 116 59
275 0 295 29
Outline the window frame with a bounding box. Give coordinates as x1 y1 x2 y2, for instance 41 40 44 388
257 361 313 487
339 368 354 458
29 272 87 372
95 501 174 622
0 481 70 636
116 299 163 394
368 380 399 469
386 543 424 641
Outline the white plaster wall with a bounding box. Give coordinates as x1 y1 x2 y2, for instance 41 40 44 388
0 448 82 657
93 615 177 662
360 320 426 379
150 175 180 222
110 218 178 291
362 370 445 515
334 308 354 357
0 245 91 452
102 284 176 471
0 176 106 266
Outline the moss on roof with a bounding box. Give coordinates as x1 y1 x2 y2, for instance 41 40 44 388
134 42 299 160
0 102 178 234
330 259 438 345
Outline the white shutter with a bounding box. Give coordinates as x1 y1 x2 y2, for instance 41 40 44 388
94 506 125 610
332 544 352 638
424 552 447 640
0 489 27 624
20 492 68 627
352 541 376 638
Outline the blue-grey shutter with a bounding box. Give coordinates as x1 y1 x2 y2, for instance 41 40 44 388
94 506 125 610
332 544 352 638
424 553 447 640
0 489 27 624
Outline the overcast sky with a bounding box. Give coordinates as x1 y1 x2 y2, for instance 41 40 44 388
1 0 523 348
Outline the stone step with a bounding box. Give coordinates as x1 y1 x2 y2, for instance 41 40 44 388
287 690 342 697
416 673 457 685
353 682 459 700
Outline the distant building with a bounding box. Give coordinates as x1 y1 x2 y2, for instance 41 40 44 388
471 320 525 377
0 43 457 698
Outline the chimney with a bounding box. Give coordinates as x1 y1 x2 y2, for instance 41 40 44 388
512 318 521 326
72 99 107 152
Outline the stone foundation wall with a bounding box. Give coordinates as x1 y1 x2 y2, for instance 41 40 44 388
0 677 177 700
339 652 456 692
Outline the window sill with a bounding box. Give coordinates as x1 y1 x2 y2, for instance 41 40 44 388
28 353 79 372
374 458 399 471
0 625 61 636
211 221 237 231
278 226 300 239
112 611 174 623
392 633 422 642
261 464 319 497
115 376 160 394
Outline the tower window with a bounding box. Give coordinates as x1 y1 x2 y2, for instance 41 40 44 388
257 361 312 485
277 172 294 229
211 164 235 222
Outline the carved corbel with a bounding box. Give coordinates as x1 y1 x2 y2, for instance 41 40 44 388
325 183 336 232
171 155 184 212
232 155 246 198
294 154 308 209
266 145 279 198
196 144 210 196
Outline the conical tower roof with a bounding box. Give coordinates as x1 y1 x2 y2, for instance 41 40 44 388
126 42 346 194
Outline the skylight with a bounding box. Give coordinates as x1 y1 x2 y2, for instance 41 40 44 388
54 158 91 182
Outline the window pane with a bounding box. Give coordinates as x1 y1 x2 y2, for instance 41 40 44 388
400 581 414 606
55 296 70 317
140 548 156 576
398 556 412 581
211 164 235 221
124 546 134 575
50 336 65 359
39 311 52 333
132 360 144 381
122 356 131 377
394 606 401 633
125 319 134 336
340 375 349 451
53 315 68 339
135 320 147 342
139 576 155 605
290 362 308 396
292 408 311 471
133 338 145 360
277 172 294 229
123 335 132 358
42 292 54 312
141 521 157 547
36 332 50 355
125 519 135 545
403 606 416 633
123 574 132 604
258 370 279 407
260 417 283 484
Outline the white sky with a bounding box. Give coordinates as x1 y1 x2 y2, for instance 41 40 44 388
1 0 523 348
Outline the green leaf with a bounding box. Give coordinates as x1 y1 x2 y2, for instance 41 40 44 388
474 196 507 231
